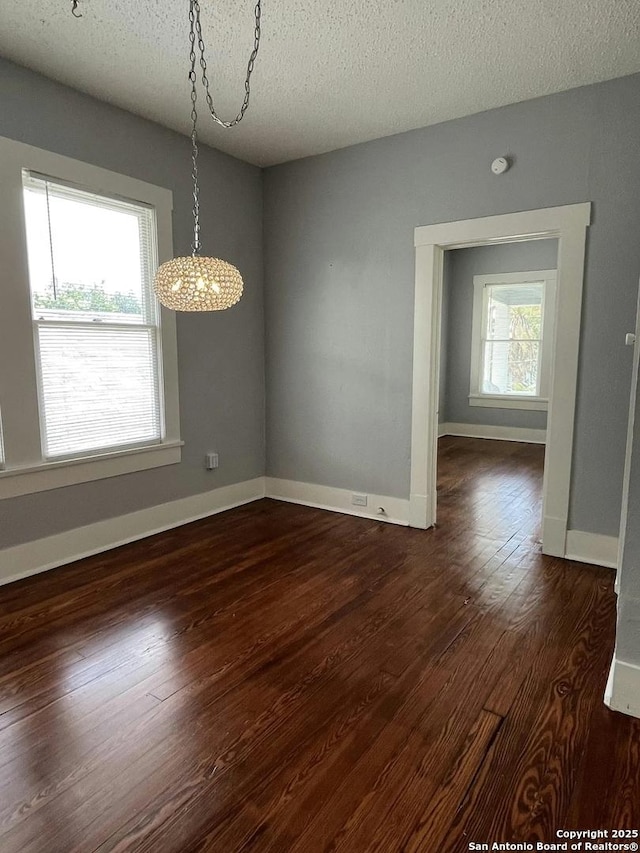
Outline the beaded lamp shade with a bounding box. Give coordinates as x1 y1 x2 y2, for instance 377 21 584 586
153 256 243 311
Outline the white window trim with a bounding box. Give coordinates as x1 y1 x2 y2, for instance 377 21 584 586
469 269 557 411
468 394 549 411
0 135 181 500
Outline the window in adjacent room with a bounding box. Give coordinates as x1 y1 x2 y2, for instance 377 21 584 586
469 270 557 411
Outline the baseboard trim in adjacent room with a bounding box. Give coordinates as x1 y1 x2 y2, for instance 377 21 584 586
565 530 619 570
605 657 640 719
438 422 547 444
264 477 410 526
0 477 266 587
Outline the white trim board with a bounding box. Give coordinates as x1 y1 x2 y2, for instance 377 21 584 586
605 657 640 719
0 441 183 500
410 203 591 561
414 204 591 248
438 422 546 445
0 477 265 587
264 478 409 526
616 281 640 598
468 395 548 412
565 530 619 570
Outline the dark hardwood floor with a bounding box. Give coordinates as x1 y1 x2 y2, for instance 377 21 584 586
0 437 636 852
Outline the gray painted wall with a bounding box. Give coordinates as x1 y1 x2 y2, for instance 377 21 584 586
264 72 640 536
2 60 639 553
0 58 264 550
440 240 557 430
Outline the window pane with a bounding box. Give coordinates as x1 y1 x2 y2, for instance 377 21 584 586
486 283 543 342
482 340 540 395
37 325 161 458
23 177 154 325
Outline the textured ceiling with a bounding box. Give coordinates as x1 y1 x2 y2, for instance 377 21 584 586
1 1 639 166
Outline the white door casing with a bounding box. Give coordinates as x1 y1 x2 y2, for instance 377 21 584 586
616 280 640 594
409 203 591 558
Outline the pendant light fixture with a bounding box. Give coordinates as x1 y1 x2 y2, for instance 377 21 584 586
154 0 262 311
71 0 262 312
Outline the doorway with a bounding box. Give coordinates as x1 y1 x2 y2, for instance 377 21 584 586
409 204 591 558
436 239 557 543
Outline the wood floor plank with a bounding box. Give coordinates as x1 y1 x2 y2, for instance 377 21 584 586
0 437 634 853
441 574 616 851
398 709 504 853
564 698 640 829
0 542 449 850
120 597 480 853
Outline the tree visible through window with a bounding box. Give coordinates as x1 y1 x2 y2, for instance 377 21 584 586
34 281 142 315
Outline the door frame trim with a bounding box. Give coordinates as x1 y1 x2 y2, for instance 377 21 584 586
409 203 591 557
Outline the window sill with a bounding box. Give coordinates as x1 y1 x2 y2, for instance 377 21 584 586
468 394 548 412
0 440 183 500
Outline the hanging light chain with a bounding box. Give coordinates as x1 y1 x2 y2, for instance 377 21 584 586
187 0 261 255
188 3 201 256
71 0 261 256
70 0 261 129
192 0 262 129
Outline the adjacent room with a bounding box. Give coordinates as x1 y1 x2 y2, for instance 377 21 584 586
1 2 640 851
436 240 557 549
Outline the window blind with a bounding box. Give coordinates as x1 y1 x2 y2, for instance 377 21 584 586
22 173 163 459
36 324 161 457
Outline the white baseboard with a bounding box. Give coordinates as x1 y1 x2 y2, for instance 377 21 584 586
438 422 546 444
565 530 619 570
542 515 567 558
265 477 409 526
605 656 640 719
0 477 265 587
0 472 619 589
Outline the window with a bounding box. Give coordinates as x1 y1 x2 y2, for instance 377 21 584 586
23 174 163 458
469 270 557 411
0 136 180 499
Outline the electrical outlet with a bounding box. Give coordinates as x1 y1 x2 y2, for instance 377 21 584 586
205 452 219 470
352 493 368 507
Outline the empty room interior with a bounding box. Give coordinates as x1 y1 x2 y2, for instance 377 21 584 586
436 240 556 550
1 2 640 851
